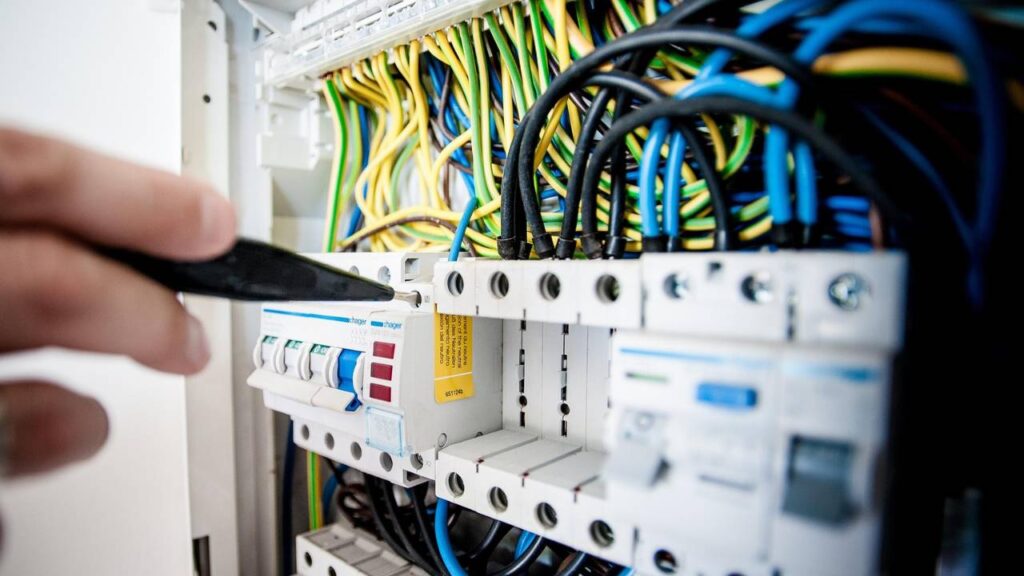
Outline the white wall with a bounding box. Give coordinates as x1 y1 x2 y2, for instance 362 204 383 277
0 2 194 575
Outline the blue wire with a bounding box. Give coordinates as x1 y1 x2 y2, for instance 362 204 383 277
540 188 561 201
662 130 686 237
619 568 635 576
702 0 827 230
450 196 478 262
434 499 469 576
842 242 874 252
837 224 873 239
774 0 1004 248
424 62 477 195
514 531 537 558
640 0 825 238
344 105 371 237
775 0 1003 304
794 16 931 35
322 474 338 519
859 107 972 248
732 191 767 203
833 211 872 227
827 196 871 212
661 76 778 238
638 118 664 236
699 0 826 80
320 464 348 519
449 92 473 133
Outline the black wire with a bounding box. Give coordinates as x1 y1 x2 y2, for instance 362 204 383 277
463 520 513 572
362 477 424 569
549 72 664 258
320 456 344 521
380 478 437 573
411 485 449 576
660 0 733 28
499 115 529 259
554 552 589 576
580 96 904 243
514 26 817 258
675 122 732 250
600 0 752 255
486 535 547 576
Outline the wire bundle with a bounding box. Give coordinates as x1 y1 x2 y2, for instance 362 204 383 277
320 0 1011 282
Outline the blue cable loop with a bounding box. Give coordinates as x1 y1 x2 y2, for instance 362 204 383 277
661 76 778 238
639 0 825 238
434 499 469 576
773 0 1002 303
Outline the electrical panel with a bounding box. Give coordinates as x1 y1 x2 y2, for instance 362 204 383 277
232 0 1009 572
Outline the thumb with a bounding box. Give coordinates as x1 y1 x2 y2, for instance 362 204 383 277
0 381 109 478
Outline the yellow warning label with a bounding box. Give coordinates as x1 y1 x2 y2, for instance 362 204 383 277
434 308 474 403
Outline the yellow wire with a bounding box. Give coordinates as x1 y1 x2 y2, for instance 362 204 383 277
701 114 727 171
500 65 514 147
643 0 657 25
659 47 967 93
550 0 581 138
435 30 470 92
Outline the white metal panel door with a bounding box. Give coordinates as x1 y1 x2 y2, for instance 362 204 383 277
0 2 194 575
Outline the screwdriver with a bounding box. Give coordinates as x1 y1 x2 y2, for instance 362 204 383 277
101 238 422 306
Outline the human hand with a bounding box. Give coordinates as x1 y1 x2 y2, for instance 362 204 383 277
0 127 235 485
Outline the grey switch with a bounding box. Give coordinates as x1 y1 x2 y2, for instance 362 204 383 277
782 436 855 525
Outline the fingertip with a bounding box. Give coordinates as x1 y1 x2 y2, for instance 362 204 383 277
0 382 110 478
196 187 236 259
62 393 109 465
134 311 211 376
182 314 211 375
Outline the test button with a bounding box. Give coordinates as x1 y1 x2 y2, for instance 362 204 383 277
373 341 396 359
370 362 393 381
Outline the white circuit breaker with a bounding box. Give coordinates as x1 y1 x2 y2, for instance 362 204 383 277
605 334 891 576
248 252 503 486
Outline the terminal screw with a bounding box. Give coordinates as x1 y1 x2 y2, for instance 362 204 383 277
741 271 774 304
663 273 689 300
829 273 869 311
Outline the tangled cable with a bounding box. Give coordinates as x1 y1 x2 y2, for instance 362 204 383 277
322 0 1010 275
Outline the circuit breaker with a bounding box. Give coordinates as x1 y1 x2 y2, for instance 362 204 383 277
248 253 503 486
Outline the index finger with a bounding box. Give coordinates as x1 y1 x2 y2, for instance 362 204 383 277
0 128 235 260
0 381 109 478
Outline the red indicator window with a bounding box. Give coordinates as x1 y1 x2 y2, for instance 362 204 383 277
373 341 396 359
370 362 393 381
369 383 392 402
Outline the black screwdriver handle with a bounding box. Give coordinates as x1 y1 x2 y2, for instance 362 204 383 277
102 238 396 302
